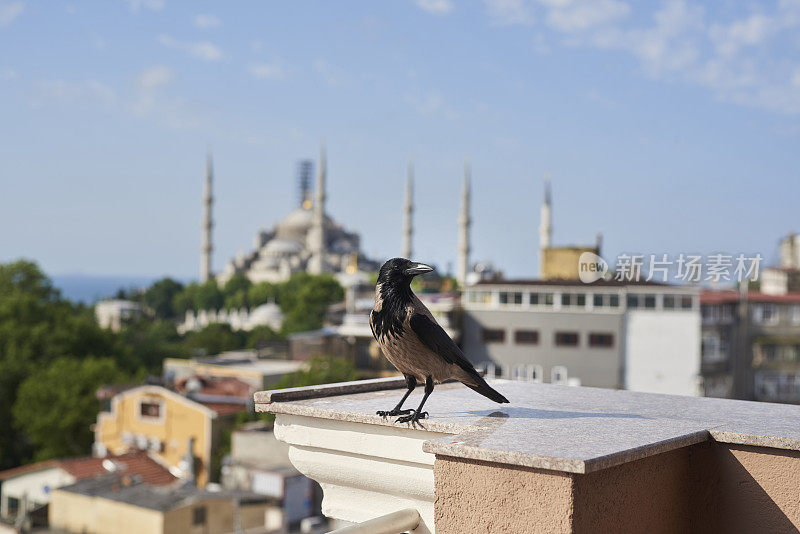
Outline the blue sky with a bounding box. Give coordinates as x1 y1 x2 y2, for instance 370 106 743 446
1 0 799 281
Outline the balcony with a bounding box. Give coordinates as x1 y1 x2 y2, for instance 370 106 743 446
255 378 800 533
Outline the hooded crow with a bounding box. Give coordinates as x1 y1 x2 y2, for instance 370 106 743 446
370 257 509 423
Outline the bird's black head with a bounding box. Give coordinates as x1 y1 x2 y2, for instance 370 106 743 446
377 258 435 288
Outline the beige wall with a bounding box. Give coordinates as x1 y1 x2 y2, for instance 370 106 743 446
51 489 269 534
434 457 574 533
435 442 800 534
50 489 164 534
96 387 214 486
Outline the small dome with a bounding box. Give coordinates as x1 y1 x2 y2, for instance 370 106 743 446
263 238 304 256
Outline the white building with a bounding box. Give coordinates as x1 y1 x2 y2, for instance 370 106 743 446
462 280 702 396
94 299 142 332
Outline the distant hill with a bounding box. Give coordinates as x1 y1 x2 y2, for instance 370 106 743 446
50 274 165 304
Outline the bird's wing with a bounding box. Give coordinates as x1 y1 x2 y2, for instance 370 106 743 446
369 310 378 342
409 313 478 377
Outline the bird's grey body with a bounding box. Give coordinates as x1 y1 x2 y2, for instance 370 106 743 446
371 284 475 385
370 258 509 423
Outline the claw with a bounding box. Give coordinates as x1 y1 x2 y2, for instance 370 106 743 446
395 411 428 424
376 408 414 417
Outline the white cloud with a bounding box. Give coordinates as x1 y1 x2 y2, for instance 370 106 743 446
133 65 173 114
1 67 17 80
313 60 348 87
193 14 220 28
484 0 533 26
31 79 116 109
125 0 164 13
0 1 24 27
415 0 453 16
158 34 223 61
249 62 285 81
404 90 459 119
503 0 800 114
136 65 173 90
543 0 630 33
709 14 772 57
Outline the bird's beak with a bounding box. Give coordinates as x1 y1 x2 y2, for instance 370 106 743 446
405 262 435 276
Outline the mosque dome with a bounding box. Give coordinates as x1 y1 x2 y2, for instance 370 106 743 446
263 238 304 256
275 208 314 240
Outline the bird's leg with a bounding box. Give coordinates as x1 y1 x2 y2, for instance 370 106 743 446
377 375 416 417
397 376 433 424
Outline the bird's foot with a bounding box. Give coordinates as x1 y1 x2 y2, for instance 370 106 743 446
376 408 413 417
396 411 428 424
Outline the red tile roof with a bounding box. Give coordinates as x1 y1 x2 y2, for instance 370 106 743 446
0 460 61 481
0 451 175 486
701 290 800 305
198 401 247 416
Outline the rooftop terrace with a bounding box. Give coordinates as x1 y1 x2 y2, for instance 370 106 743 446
256 378 800 533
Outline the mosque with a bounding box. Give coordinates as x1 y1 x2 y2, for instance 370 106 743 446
199 147 474 289
202 148 383 287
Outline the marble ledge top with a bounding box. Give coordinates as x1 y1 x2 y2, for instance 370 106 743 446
254 378 800 474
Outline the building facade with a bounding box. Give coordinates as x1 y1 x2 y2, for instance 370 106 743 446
93 386 245 487
701 290 800 403
461 280 701 395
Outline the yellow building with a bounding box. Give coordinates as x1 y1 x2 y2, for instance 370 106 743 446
540 246 600 280
94 386 243 487
50 475 272 534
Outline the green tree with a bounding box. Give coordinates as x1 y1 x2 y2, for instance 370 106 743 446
245 325 282 348
181 323 244 356
144 278 184 319
248 281 279 307
13 357 127 461
194 280 224 311
223 274 251 298
279 273 344 334
0 261 117 468
173 282 199 315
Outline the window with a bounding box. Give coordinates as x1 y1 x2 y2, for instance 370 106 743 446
551 366 568 385
482 328 505 343
644 294 656 309
589 333 614 348
529 292 539 305
531 292 554 306
702 332 728 363
514 330 539 345
681 296 693 309
627 294 639 308
791 305 800 324
754 304 778 325
513 364 543 382
609 294 620 307
138 400 162 421
468 291 492 304
664 295 676 309
193 506 207 526
555 331 579 347
499 291 523 305
562 293 586 307
593 294 604 307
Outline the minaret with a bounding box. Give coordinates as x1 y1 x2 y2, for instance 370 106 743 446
539 173 552 278
403 161 414 259
200 150 214 283
457 160 471 287
308 144 327 274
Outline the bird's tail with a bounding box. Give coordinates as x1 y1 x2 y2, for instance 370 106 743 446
463 373 509 404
